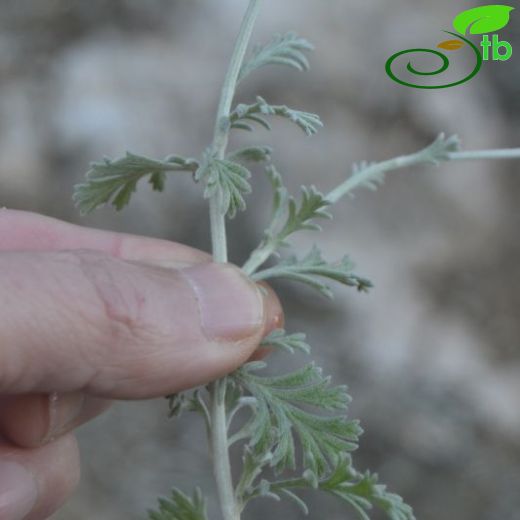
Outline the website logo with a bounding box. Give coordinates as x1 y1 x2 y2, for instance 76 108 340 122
386 5 514 89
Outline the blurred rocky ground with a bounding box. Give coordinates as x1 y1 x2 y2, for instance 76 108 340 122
1 1 519 519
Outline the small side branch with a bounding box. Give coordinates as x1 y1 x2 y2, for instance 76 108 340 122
326 134 520 204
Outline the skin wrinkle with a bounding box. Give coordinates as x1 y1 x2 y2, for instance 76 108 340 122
76 251 138 331
1 251 96 393
0 241 275 399
110 234 124 259
74 251 161 393
72 250 204 396
0 254 58 393
0 250 141 394
41 251 104 393
2 250 198 394
178 268 206 339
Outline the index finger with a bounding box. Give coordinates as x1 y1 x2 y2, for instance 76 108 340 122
0 209 210 264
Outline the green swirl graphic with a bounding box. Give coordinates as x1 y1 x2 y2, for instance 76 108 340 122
385 31 482 89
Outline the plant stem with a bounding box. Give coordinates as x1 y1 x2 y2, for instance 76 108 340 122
241 137 520 276
210 378 239 520
242 246 273 276
207 2 261 519
447 148 520 161
326 144 520 204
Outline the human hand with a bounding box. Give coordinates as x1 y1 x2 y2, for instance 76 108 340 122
0 209 283 519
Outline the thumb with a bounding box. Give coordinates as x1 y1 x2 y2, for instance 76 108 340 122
0 250 282 399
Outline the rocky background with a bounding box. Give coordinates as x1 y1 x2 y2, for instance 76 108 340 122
1 1 519 519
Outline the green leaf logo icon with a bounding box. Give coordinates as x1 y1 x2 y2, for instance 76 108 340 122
453 5 514 35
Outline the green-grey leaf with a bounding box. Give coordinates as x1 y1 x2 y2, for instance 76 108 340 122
230 96 323 136
261 329 311 354
281 186 332 237
147 487 208 520
73 152 197 215
279 489 309 515
239 32 314 82
252 246 373 298
198 158 252 218
233 362 361 477
241 168 334 276
320 454 415 520
227 146 273 163
246 453 415 520
453 5 514 35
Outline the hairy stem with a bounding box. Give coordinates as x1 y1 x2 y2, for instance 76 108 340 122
241 138 520 277
210 379 239 520
242 247 272 276
326 144 520 204
207 2 261 520
447 148 520 160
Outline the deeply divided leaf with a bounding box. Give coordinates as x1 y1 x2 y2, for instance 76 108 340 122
230 96 323 136
195 156 252 218
73 152 198 214
253 246 372 299
233 362 362 477
242 166 333 275
278 184 332 240
338 133 461 200
319 454 415 520
261 329 311 355
239 32 314 82
246 454 415 520
263 166 332 245
148 487 208 520
227 145 273 163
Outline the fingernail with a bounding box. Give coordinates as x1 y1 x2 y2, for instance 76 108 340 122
0 461 38 520
259 282 285 335
42 392 85 444
181 263 264 341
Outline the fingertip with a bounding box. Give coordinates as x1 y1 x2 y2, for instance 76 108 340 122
0 433 80 520
243 281 284 363
259 281 285 335
0 393 111 449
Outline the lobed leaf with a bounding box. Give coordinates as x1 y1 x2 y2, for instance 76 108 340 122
73 152 198 215
278 185 332 239
260 169 327 252
261 329 311 354
422 132 460 164
253 246 372 299
195 155 252 218
320 454 415 520
227 145 273 163
242 166 332 275
148 487 208 520
230 96 323 136
248 454 415 520
336 133 461 200
239 32 314 82
233 361 362 477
